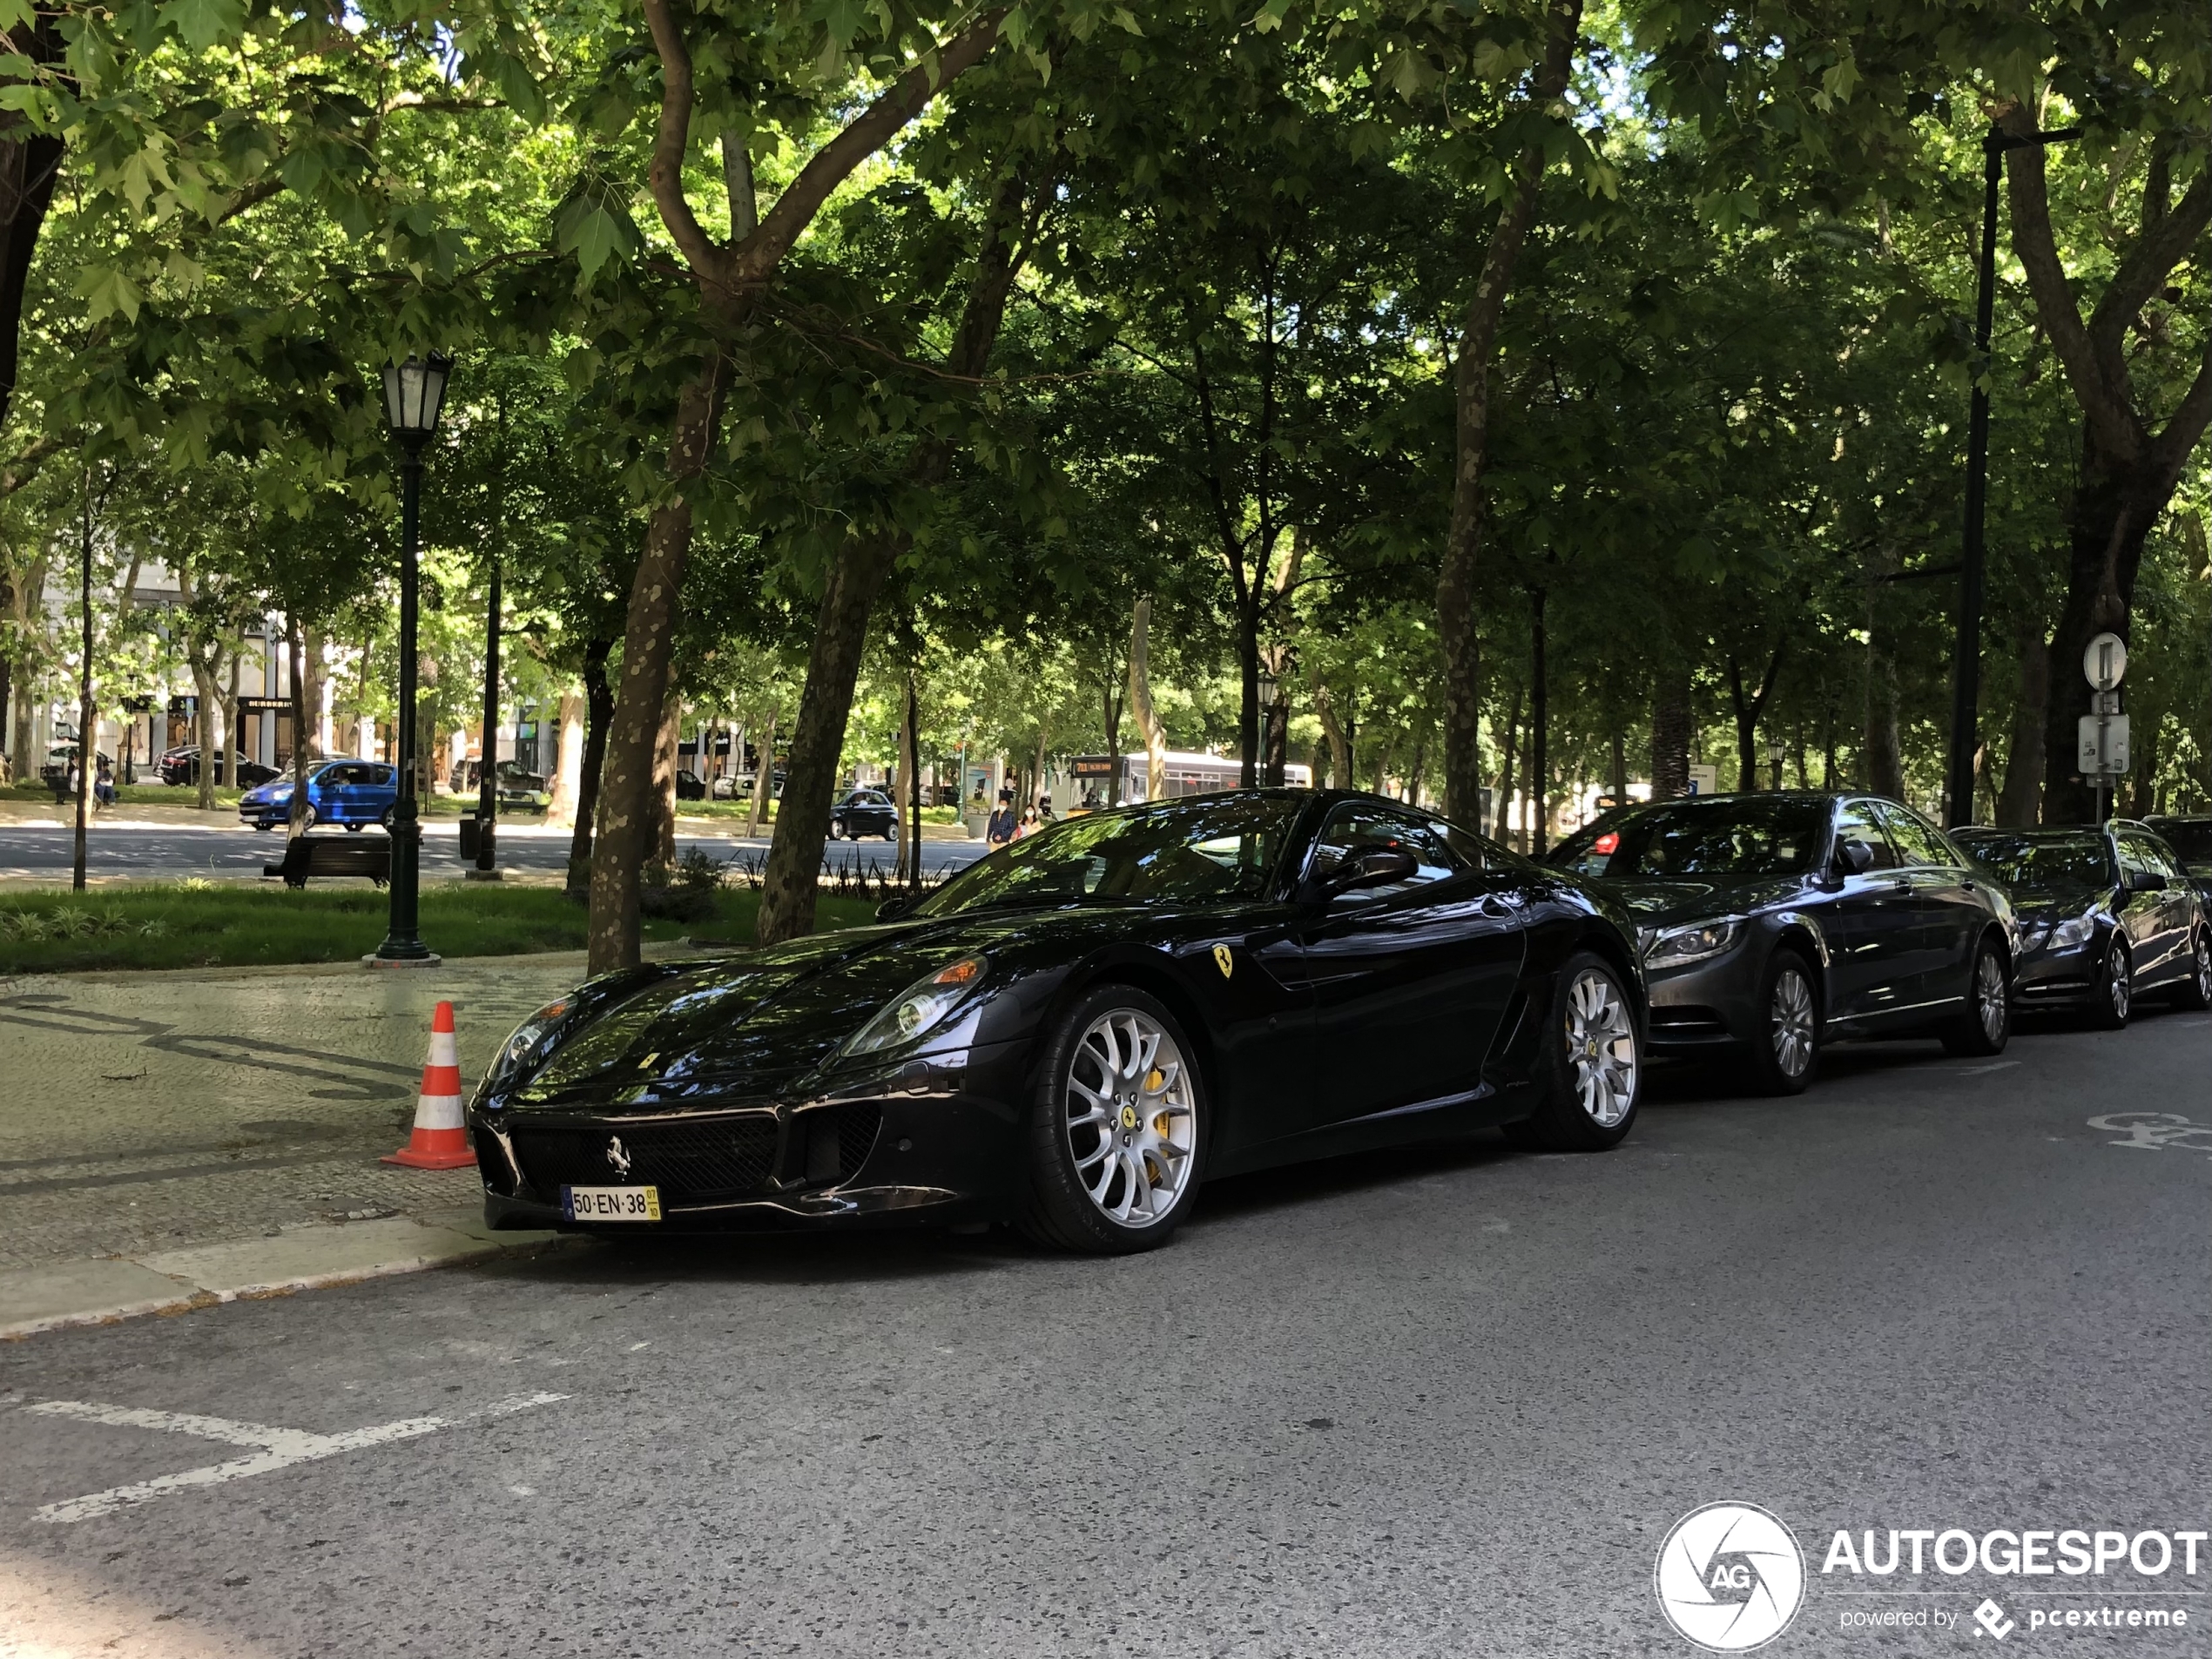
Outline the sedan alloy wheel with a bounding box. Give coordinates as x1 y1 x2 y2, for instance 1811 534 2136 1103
2094 938 2131 1028
1747 949 1819 1095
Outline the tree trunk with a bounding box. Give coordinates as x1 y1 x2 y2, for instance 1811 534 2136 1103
300 623 328 760
1650 667 1690 799
589 365 725 972
1996 620 2048 827
1129 596 1168 802
567 637 614 898
0 15 64 433
547 691 585 829
2128 703 2161 819
1608 719 1627 803
906 672 923 889
1493 683 1521 842
745 709 776 839
1527 588 1548 846
1864 646 1903 799
1726 644 1785 792
649 684 681 866
753 170 1036 944
1435 0 1582 824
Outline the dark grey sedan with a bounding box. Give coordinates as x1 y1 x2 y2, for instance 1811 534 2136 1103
1954 822 2211 1026
1547 792 2017 1094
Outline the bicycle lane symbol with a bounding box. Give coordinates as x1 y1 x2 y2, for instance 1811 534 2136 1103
2085 1112 2212 1157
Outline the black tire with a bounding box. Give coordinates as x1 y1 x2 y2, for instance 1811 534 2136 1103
1018 984 1206 1254
253 822 273 833
2173 930 2212 1011
379 806 396 832
884 826 898 842
2087 935 2131 1029
300 805 318 830
1502 950 1642 1151
1743 947 1820 1096
1941 934 2013 1054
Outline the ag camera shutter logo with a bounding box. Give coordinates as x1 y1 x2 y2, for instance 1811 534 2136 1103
1655 1501 1806 1651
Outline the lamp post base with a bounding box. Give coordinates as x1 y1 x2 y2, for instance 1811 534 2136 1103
364 951 444 969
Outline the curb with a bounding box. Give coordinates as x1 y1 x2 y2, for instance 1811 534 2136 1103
0 1210 570 1341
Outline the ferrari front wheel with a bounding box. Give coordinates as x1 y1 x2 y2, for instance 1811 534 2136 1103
1020 985 1204 1254
1504 951 1642 1152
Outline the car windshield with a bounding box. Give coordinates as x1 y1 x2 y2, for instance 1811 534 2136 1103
1957 834 2110 891
1549 798 1826 880
911 793 1299 916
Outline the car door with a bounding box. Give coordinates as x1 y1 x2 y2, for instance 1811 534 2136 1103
1825 799 1914 1026
1272 801 1527 1141
2114 830 2183 984
1873 801 1982 1009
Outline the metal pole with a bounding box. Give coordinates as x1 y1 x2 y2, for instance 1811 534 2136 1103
374 440 432 961
475 554 501 875
1945 131 2004 830
73 466 91 891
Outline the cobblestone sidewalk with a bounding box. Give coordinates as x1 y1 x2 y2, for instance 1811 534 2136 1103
0 954 601 1272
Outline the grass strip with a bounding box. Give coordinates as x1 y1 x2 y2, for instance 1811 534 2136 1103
0 881 878 974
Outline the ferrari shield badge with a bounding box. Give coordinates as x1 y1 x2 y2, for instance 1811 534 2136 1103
1211 944 1234 979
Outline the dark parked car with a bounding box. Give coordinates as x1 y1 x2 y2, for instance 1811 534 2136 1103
675 768 707 801
469 790 1647 1252
237 759 398 831
1954 823 2210 1026
831 788 900 840
1546 792 2017 1093
156 745 280 788
2145 816 2212 907
448 758 548 796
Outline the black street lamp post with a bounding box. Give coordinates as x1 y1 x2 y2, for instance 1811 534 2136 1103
368 353 453 967
1944 122 2079 829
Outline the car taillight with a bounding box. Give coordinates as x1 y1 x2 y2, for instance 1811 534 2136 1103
1594 832 1619 855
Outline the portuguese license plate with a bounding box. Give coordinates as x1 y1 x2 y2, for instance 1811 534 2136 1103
562 1185 662 1223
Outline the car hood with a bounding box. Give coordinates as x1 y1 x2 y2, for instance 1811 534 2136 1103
502 907 1110 1112
2007 886 2106 922
240 783 289 804
1602 874 1810 927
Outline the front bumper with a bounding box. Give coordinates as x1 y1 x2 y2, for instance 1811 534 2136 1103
2011 944 2099 1008
472 1043 1029 1235
1642 942 1767 1055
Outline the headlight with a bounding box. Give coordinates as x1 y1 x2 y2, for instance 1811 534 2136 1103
2046 917 2094 952
841 956 986 1058
1642 917 1746 969
484 996 575 1091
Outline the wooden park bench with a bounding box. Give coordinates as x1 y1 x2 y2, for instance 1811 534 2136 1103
265 833 392 889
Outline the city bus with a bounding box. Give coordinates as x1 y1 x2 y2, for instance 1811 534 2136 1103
1067 750 1312 809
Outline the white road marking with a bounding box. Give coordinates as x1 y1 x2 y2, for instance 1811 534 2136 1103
26 1391 568 1523
2086 1111 2212 1157
1901 1060 2020 1076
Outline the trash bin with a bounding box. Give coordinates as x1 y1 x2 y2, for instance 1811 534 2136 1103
457 812 480 860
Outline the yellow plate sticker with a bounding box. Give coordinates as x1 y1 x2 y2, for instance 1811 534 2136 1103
1212 943 1234 978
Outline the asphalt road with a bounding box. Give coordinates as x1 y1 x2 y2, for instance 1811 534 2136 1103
3 1011 2207 1657
0 822 987 883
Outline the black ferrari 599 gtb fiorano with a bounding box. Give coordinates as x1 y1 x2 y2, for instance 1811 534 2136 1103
471 790 1647 1253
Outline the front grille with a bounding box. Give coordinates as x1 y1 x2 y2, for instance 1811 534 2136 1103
835 1103 881 1178
510 1116 779 1201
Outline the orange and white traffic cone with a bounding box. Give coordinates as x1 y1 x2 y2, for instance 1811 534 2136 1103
381 1000 476 1170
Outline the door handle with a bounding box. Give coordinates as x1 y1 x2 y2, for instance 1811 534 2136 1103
1479 894 1521 919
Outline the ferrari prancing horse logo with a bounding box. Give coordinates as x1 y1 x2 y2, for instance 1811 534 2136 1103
1212 944 1234 979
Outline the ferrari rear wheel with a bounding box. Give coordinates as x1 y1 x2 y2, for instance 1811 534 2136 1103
1504 950 1641 1152
1020 985 1204 1254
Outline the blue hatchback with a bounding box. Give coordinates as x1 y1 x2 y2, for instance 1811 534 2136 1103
239 759 399 832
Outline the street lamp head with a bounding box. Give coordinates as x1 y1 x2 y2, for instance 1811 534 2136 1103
381 353 454 442
1767 738 1785 765
1257 670 1278 713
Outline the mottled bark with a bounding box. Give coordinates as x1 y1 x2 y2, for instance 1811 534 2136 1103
1996 622 2048 827
1130 597 1167 800
650 685 681 866
1649 669 1689 799
567 638 613 895
547 691 585 830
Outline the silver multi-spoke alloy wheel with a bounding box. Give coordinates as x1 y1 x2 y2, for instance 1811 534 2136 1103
1771 966 1816 1080
2104 941 2131 1023
1563 968 1639 1128
1062 1008 1197 1228
1977 948 2010 1040
2193 935 2212 1003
